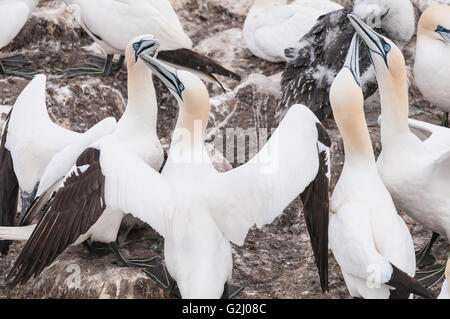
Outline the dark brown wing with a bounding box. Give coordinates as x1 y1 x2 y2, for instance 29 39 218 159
6 148 106 285
300 124 331 292
158 48 241 81
0 110 19 255
278 6 376 121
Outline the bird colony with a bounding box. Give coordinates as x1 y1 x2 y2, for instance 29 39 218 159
0 0 449 299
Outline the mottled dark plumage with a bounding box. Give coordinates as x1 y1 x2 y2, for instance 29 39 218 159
6 148 106 285
0 110 19 255
279 6 382 121
300 123 331 292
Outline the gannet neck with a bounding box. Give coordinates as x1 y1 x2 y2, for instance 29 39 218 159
173 77 210 148
330 69 375 166
120 61 158 133
377 60 411 144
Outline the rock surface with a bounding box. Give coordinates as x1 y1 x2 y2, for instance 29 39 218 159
0 0 449 299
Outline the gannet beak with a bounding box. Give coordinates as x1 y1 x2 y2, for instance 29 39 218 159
348 14 391 68
344 33 361 87
436 25 450 42
140 55 184 100
134 38 160 62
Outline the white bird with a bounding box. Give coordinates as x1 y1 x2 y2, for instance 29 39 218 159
243 0 342 63
349 14 450 288
0 0 40 78
279 0 415 121
414 4 450 127
63 0 241 84
328 33 430 299
438 258 449 299
0 34 165 262
0 75 117 255
6 56 331 298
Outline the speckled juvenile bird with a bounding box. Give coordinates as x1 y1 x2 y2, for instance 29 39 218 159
278 0 415 121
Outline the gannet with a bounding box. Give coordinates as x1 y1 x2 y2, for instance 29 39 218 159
0 0 40 78
438 258 449 299
328 33 431 299
6 57 331 299
63 0 241 85
0 75 117 256
243 0 342 63
349 14 450 288
278 0 415 121
0 35 165 263
414 4 450 127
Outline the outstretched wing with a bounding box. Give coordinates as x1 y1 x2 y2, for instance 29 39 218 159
6 148 107 285
7 137 172 285
208 105 329 245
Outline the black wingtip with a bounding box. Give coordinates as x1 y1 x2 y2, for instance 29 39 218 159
158 48 241 82
316 123 331 147
300 149 330 293
0 109 19 256
387 264 435 299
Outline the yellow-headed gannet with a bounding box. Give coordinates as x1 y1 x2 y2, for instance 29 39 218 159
5 57 331 299
328 33 431 299
349 13 450 288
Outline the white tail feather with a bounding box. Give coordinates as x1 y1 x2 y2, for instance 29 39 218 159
0 225 35 241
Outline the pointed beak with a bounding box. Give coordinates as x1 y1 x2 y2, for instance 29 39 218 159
135 39 160 62
436 25 450 42
348 14 391 68
140 55 184 100
344 33 361 87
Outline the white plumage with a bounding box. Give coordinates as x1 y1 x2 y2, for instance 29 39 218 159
438 260 450 299
328 34 416 299
243 0 342 62
0 0 37 50
3 74 116 220
64 0 192 54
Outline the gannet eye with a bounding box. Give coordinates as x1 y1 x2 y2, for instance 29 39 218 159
436 25 446 32
383 43 391 53
133 42 141 52
178 82 185 92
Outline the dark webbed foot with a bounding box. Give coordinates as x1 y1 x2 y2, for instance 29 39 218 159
222 283 244 299
109 241 161 268
83 240 111 256
415 263 446 288
0 55 41 79
66 54 118 78
442 112 449 128
416 232 440 269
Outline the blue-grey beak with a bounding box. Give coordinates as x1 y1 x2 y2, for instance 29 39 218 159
348 14 392 69
344 33 361 87
140 55 184 100
134 38 160 62
436 24 450 42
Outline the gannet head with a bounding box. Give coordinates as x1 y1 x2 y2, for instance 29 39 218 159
140 55 209 113
348 14 407 87
418 5 450 44
330 33 365 133
125 34 160 68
